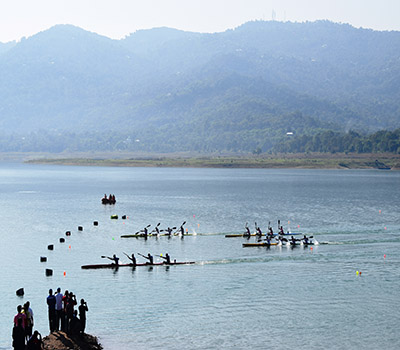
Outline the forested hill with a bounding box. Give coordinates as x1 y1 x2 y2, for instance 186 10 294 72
0 21 399 153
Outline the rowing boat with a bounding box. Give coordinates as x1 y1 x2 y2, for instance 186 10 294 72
225 232 302 238
242 242 278 247
121 233 195 238
289 242 315 246
81 261 195 269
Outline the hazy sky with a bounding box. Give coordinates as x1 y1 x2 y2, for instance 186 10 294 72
0 0 399 43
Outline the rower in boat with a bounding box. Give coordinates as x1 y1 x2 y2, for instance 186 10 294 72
290 236 298 245
255 223 263 238
139 253 154 265
165 227 173 237
160 253 171 264
106 254 119 265
276 234 287 245
279 226 284 235
244 223 251 237
143 226 149 239
124 253 136 266
180 223 185 236
301 235 313 245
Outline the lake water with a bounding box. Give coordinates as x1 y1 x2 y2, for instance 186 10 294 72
1 163 399 349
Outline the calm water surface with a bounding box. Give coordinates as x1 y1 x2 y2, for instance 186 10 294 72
0 163 399 349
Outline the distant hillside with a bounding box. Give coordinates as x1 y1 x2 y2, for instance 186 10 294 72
0 21 399 153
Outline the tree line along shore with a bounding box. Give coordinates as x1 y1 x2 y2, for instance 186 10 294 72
26 154 400 170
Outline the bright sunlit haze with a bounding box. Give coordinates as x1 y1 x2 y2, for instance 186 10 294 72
0 0 399 43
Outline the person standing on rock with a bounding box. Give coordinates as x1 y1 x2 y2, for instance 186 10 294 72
13 305 26 330
23 302 33 341
12 317 25 350
78 299 89 334
55 287 63 331
46 289 56 332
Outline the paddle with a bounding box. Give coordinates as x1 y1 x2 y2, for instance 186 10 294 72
151 223 161 234
133 224 151 235
174 221 186 235
101 255 119 264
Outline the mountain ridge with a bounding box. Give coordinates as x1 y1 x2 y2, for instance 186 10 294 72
0 20 399 153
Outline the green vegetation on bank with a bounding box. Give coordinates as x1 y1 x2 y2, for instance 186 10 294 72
26 153 400 170
2 127 399 156
273 129 400 154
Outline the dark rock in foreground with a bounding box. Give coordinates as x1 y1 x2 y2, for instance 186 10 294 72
43 331 102 350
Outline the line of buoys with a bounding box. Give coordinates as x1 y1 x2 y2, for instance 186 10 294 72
47 244 54 250
40 256 47 262
45 269 53 276
78 226 83 231
93 221 98 226
16 288 24 296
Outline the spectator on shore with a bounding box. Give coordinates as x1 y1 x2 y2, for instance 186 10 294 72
78 299 89 334
23 302 33 341
62 290 69 331
55 287 63 331
27 330 43 350
69 310 81 335
12 317 25 350
66 292 77 334
46 289 56 332
13 305 26 330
